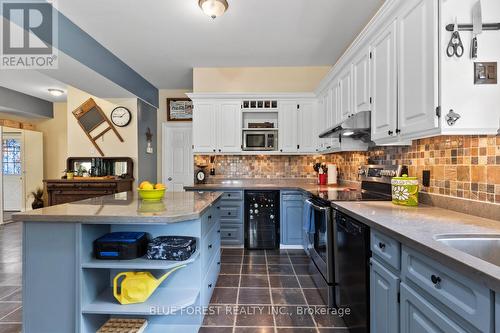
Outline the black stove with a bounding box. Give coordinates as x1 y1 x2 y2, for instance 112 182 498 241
316 164 407 202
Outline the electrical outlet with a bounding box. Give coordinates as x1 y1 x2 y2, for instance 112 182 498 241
422 170 431 187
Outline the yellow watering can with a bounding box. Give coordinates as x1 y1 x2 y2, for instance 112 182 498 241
113 265 186 305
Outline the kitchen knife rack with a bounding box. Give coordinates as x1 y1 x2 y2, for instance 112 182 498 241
445 23 500 31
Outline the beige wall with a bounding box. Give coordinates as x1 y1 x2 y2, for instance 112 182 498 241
37 103 68 179
193 67 331 93
157 89 192 182
0 104 68 180
66 86 139 181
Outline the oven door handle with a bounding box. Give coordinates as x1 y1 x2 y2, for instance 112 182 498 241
333 214 341 306
305 199 330 211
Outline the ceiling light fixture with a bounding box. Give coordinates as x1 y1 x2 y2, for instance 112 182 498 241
198 0 228 19
48 88 64 97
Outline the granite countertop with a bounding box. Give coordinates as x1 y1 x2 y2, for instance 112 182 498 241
13 191 223 224
332 201 500 292
185 179 357 198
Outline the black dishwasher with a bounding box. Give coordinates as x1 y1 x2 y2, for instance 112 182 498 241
244 190 280 249
333 209 370 333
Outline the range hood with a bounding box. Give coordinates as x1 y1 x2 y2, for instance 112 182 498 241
319 110 371 142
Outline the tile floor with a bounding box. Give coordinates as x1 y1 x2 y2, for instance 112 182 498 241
0 222 22 333
200 248 348 333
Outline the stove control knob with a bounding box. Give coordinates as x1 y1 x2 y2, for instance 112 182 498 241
270 214 275 220
250 209 253 214
358 169 366 176
255 209 259 214
254 203 259 208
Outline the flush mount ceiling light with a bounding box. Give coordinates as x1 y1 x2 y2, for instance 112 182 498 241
48 88 64 97
198 0 228 19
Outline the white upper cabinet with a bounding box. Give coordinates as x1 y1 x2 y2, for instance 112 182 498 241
370 19 398 142
192 101 217 153
353 49 371 113
397 0 438 138
279 101 299 153
192 100 241 153
217 100 242 153
297 101 317 153
339 68 353 121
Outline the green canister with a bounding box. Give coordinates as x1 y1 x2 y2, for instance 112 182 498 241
391 174 419 206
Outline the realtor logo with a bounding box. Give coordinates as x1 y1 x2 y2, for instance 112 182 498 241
1 0 58 69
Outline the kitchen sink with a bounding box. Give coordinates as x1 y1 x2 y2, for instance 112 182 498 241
434 234 500 267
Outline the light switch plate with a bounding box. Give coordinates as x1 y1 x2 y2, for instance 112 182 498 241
474 62 497 84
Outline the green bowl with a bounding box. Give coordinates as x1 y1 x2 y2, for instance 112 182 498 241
137 188 166 201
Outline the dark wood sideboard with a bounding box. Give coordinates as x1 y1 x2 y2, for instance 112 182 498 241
45 156 134 206
45 179 134 206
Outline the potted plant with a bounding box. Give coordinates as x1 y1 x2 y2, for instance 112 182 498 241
31 188 44 209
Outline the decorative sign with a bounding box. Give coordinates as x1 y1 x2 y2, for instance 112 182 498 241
167 98 193 121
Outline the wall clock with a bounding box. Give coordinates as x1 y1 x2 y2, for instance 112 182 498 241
111 107 132 127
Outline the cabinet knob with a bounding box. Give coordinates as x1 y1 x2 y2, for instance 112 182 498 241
217 229 221 233
430 274 441 286
167 177 173 181
388 130 393 135
227 212 231 215
208 215 212 219
280 149 283 152
228 233 232 236
378 242 386 250
208 283 212 289
213 149 216 152
208 244 213 249
396 129 401 134
227 194 231 197
219 149 221 152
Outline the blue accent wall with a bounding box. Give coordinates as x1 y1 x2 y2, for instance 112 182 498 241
0 86 53 118
57 13 159 108
137 99 158 183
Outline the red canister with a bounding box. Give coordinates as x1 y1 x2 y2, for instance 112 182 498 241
318 174 328 185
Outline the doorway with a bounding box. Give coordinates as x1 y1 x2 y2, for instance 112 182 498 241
1 128 44 223
162 123 193 191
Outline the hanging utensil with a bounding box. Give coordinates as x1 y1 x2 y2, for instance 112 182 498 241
471 0 482 59
447 20 464 58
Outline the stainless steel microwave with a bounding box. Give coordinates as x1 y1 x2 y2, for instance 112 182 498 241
243 130 278 151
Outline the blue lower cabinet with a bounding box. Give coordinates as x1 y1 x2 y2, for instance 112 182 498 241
496 294 499 333
280 192 304 245
370 259 399 333
400 283 469 333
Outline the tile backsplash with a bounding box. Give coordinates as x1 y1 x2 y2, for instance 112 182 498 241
195 135 500 204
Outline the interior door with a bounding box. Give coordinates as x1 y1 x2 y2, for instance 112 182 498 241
22 130 43 211
163 124 193 192
397 0 438 137
370 19 398 141
2 131 23 212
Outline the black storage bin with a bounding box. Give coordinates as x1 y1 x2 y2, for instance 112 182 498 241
146 236 197 261
93 232 149 260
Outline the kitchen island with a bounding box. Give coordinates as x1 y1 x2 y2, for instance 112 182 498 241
14 191 222 333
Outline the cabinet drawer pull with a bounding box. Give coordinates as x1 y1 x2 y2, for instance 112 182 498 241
208 244 213 249
430 274 442 286
378 242 386 250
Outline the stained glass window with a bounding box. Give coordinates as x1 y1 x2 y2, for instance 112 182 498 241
2 138 21 175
